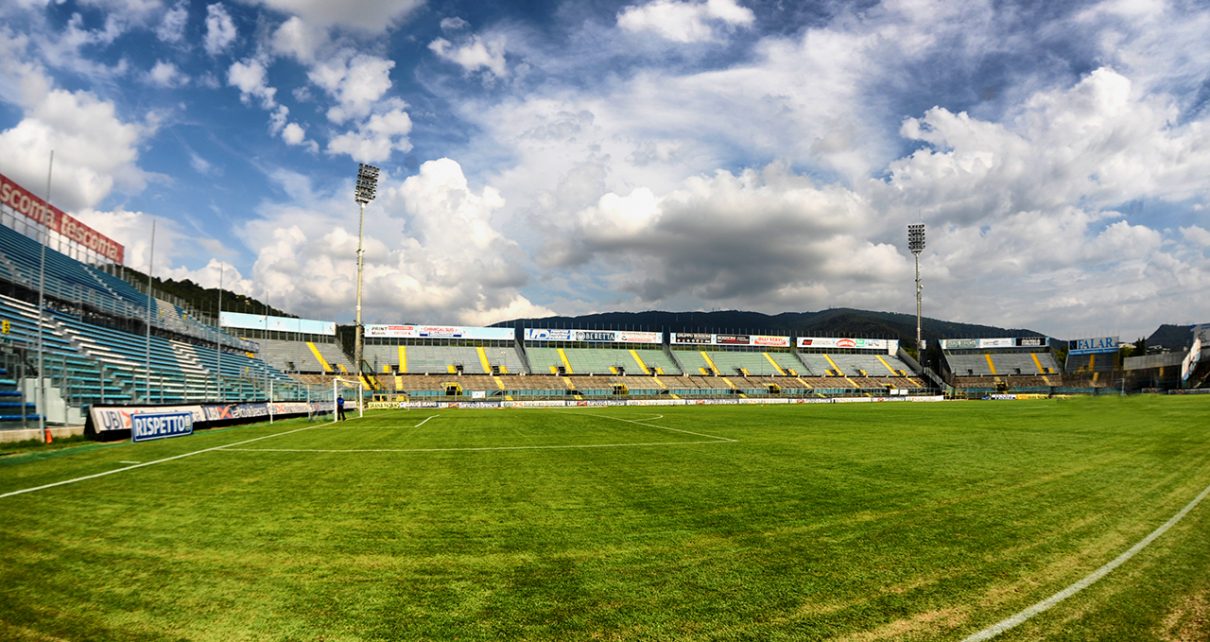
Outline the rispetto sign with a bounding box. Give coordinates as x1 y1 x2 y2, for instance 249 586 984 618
130 412 194 442
0 171 125 264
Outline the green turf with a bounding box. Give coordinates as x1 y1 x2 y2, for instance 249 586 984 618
1 397 1208 641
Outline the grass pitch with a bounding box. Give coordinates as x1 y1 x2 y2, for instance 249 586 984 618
1 397 1209 641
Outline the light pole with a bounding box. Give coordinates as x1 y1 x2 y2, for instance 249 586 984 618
353 163 379 379
908 223 926 359
37 151 53 442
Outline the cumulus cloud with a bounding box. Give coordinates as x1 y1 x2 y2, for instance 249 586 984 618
429 34 508 77
271 15 327 63
307 52 395 123
240 160 551 325
204 3 238 55
156 1 189 43
146 60 185 87
888 68 1210 223
558 165 898 309
242 0 424 32
0 73 148 211
227 58 277 108
326 103 412 162
617 0 755 43
440 16 468 32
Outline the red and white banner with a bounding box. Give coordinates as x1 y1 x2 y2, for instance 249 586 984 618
797 337 888 350
0 171 125 263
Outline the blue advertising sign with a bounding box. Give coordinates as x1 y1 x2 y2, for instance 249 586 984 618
1069 336 1119 356
131 412 194 442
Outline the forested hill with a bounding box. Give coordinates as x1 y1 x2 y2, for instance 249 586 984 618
497 308 1044 347
109 265 294 319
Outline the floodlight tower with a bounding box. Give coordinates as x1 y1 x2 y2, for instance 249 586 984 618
907 223 926 358
353 163 379 379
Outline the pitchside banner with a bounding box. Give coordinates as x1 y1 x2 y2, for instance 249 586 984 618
91 405 207 434
715 334 791 347
796 337 889 350
0 170 125 263
1069 336 1119 356
671 332 714 345
367 324 514 341
221 312 337 336
131 412 194 442
525 328 662 344
939 338 1020 350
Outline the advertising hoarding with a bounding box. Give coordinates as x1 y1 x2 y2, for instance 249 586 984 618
1 171 125 263
367 324 514 341
131 412 194 442
796 337 888 350
1069 336 1119 355
221 312 337 336
524 328 662 344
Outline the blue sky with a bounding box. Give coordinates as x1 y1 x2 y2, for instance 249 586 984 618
1 0 1208 339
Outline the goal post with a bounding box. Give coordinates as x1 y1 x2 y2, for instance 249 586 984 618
332 377 364 419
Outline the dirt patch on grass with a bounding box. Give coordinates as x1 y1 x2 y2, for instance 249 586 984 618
839 607 965 641
1162 588 1210 641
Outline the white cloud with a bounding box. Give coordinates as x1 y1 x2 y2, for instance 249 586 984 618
227 58 276 108
239 160 551 325
558 165 895 309
889 68 1210 223
326 104 412 162
72 209 179 274
147 60 185 87
204 3 238 56
0 74 148 211
281 121 318 152
440 16 468 32
188 151 214 175
429 34 508 77
617 0 755 43
33 12 131 79
242 0 425 32
271 15 327 63
156 1 189 44
307 52 395 123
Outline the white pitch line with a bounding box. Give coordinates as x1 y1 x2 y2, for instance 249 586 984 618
221 440 735 454
413 415 438 428
579 412 737 442
962 480 1210 641
0 419 339 500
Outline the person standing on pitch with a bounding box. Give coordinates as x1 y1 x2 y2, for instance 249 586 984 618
336 395 347 421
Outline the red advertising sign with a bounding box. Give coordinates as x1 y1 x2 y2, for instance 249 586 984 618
0 171 125 263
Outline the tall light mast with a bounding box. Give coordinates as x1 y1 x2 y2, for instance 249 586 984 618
908 223 926 358
352 163 379 379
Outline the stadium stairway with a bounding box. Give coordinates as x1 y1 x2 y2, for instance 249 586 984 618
0 359 38 424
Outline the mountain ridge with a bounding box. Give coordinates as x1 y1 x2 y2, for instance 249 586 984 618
495 308 1047 347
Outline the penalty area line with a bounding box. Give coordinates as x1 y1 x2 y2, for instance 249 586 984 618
414 415 438 428
0 418 346 500
961 480 1210 641
579 412 737 443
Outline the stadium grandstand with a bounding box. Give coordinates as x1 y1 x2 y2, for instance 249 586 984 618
1063 335 1123 388
1125 325 1210 392
6 164 1208 440
0 171 313 432
939 336 1062 396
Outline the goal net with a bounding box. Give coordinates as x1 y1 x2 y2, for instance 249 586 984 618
309 377 364 421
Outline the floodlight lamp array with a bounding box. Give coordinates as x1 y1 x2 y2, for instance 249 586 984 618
355 163 380 204
907 223 926 254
